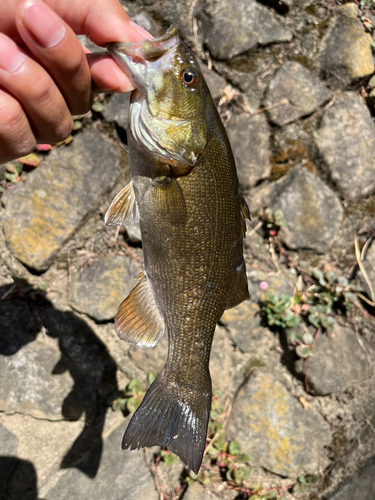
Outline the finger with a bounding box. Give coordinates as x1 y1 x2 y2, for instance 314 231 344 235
0 88 36 163
16 0 93 115
87 54 135 93
1 0 152 45
42 0 152 45
0 34 73 145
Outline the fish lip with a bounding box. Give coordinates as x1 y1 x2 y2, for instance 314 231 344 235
107 25 179 93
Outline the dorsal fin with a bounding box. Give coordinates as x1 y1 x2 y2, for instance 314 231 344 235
115 272 165 347
105 180 139 226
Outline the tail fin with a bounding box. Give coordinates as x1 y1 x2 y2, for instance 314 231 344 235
122 371 211 473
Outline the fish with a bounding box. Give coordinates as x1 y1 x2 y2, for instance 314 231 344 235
105 25 250 473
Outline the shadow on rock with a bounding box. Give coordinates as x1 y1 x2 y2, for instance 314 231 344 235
0 281 119 479
0 456 39 500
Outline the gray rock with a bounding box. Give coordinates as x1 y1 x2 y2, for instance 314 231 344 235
2 130 121 271
69 254 142 321
45 421 158 500
102 93 130 131
303 325 373 395
314 93 375 200
0 422 18 455
0 422 19 498
128 332 168 375
126 223 142 244
263 61 333 126
0 332 74 419
227 368 331 478
358 241 375 301
226 113 271 190
209 326 245 395
326 454 375 500
198 0 292 60
319 3 375 88
221 300 267 353
183 481 213 500
246 267 294 303
200 63 226 102
266 166 343 253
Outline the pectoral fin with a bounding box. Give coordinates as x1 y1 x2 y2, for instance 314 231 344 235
115 272 165 347
151 176 187 226
105 180 139 226
226 260 250 309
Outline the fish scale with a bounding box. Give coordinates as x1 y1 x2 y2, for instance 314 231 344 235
105 25 249 473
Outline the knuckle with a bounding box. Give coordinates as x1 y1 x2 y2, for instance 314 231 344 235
30 76 55 106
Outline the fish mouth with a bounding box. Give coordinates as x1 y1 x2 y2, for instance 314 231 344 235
107 25 179 94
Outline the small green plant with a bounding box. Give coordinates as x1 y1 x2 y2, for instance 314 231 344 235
159 449 178 466
261 294 300 329
5 162 25 184
292 474 318 494
112 372 157 414
261 267 363 358
262 208 286 237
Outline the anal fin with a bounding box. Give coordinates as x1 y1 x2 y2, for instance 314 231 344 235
115 272 164 347
105 180 139 226
226 260 250 309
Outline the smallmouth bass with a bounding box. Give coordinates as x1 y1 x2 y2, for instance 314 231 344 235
105 26 250 473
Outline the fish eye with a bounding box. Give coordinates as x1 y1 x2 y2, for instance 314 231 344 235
180 68 198 89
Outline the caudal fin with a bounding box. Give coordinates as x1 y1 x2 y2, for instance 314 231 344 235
122 371 211 473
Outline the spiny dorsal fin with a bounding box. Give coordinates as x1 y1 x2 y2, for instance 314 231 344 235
226 260 250 309
151 176 187 226
239 190 250 237
115 272 165 347
105 180 139 226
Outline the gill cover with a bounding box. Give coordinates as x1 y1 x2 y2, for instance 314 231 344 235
108 26 208 171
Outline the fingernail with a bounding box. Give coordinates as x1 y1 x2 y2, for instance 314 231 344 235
22 0 65 48
0 34 25 73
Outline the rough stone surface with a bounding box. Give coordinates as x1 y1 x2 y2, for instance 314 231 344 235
222 301 267 353
314 93 375 200
358 241 375 301
69 255 142 321
209 326 245 395
246 267 294 303
102 93 130 131
263 61 333 126
326 454 375 500
303 325 373 395
319 4 375 88
200 64 226 102
0 330 74 420
226 113 271 190
227 369 331 478
198 0 292 60
2 131 121 271
0 421 18 456
0 423 18 500
265 166 343 253
126 222 142 244
44 421 158 500
183 481 214 500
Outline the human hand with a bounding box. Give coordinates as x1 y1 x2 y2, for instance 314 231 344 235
0 0 151 163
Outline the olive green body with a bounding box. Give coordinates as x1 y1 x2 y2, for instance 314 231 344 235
130 88 244 399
